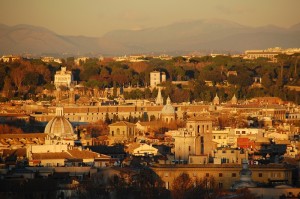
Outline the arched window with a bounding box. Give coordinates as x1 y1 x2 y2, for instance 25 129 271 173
116 128 120 135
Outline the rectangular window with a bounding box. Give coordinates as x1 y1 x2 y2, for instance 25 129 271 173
201 136 204 154
259 173 263 177
219 173 223 177
219 182 223 188
206 173 209 177
232 173 236 177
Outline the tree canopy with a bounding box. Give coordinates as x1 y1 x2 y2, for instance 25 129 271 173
1 54 300 104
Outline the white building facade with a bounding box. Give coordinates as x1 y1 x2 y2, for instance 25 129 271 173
150 71 166 88
172 116 215 163
54 66 74 89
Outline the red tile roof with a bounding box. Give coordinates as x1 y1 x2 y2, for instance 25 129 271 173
3 148 26 157
32 152 73 159
109 121 136 127
67 149 100 159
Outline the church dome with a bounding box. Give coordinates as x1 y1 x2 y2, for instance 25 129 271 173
240 167 252 179
44 107 76 140
161 97 175 115
162 104 175 115
232 159 257 190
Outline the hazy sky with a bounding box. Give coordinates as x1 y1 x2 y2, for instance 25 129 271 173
0 0 299 37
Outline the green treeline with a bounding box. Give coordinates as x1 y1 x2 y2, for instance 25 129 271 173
0 54 299 104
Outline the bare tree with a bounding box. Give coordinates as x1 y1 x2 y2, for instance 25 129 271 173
10 67 26 91
171 173 194 199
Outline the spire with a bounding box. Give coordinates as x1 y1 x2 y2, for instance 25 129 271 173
231 94 238 105
155 87 163 105
213 93 220 105
166 96 171 105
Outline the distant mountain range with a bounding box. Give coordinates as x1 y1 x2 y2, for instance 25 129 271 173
1 19 300 56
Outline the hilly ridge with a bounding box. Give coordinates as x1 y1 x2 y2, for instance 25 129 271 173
0 19 299 56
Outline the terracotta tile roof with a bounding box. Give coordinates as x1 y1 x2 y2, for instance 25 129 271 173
67 149 100 159
94 153 111 159
125 143 141 153
136 121 163 128
136 107 144 111
63 107 75 113
118 107 136 112
95 135 109 140
3 148 26 157
0 133 46 145
88 107 99 113
32 152 73 159
107 107 118 112
0 139 9 145
0 133 46 139
76 97 92 104
251 97 283 104
145 106 163 111
182 105 210 112
0 113 29 117
188 115 213 121
109 121 136 127
98 107 108 112
275 140 290 145
76 107 89 113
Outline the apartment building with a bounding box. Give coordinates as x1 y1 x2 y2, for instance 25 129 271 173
150 71 166 88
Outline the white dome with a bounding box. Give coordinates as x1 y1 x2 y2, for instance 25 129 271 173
161 96 175 115
161 104 175 115
44 116 76 140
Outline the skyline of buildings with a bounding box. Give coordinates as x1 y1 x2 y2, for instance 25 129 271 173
0 47 300 198
2 46 300 64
